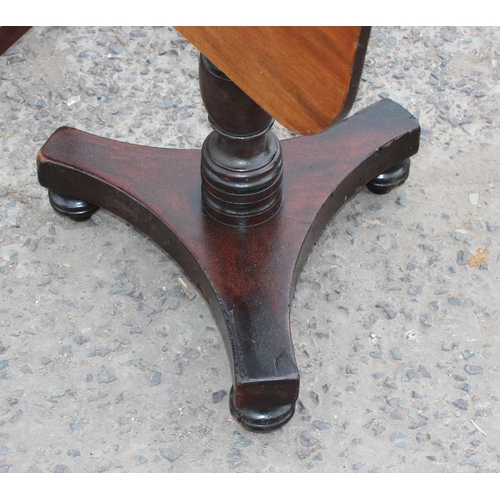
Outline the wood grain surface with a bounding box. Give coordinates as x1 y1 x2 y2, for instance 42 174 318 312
0 26 31 56
176 26 370 135
37 99 420 430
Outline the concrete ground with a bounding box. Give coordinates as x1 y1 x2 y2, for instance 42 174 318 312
0 26 499 473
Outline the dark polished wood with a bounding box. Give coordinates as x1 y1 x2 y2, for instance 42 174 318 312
48 189 99 221
199 55 283 226
0 26 31 56
37 96 420 431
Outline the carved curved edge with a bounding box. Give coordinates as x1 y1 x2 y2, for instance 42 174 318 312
37 98 420 431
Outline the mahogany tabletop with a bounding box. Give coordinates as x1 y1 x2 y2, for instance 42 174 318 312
176 27 371 135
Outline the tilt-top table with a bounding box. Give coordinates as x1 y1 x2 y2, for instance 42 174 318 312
36 27 420 432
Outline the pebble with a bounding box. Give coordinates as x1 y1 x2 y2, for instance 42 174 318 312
486 221 498 232
296 448 311 460
54 465 71 473
396 194 410 207
408 285 423 295
457 383 472 393
313 420 332 430
70 422 83 432
7 410 23 424
459 459 479 467
232 436 253 448
226 448 242 468
51 384 71 397
456 250 467 265
384 377 397 389
300 431 319 448
160 447 182 463
453 398 469 410
464 364 484 375
390 347 402 360
468 193 479 205
109 43 124 55
310 391 320 404
97 365 117 384
390 432 408 441
212 389 227 403
391 409 404 420
150 372 161 386
419 313 433 327
384 308 397 319
74 335 90 345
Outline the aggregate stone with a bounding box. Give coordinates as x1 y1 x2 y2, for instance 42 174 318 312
226 448 242 468
384 308 397 319
313 421 333 430
390 432 409 441
74 335 90 345
457 383 472 393
310 391 320 404
390 347 402 360
54 465 71 473
7 410 23 424
459 459 479 467
406 369 420 381
232 436 253 448
453 398 469 410
300 431 320 448
384 377 398 389
419 313 433 327
462 350 475 359
97 365 117 384
396 193 410 207
296 448 311 460
212 389 227 403
464 364 484 375
160 447 182 463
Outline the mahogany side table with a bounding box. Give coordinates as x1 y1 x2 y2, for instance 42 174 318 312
36 27 420 432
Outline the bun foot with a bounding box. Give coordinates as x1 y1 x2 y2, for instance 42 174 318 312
229 386 296 432
48 190 99 221
366 158 410 195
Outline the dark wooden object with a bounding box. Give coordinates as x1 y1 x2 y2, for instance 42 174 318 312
36 26 420 431
0 26 31 56
38 97 420 433
177 26 370 135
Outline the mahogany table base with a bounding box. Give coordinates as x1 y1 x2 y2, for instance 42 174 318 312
37 98 420 432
